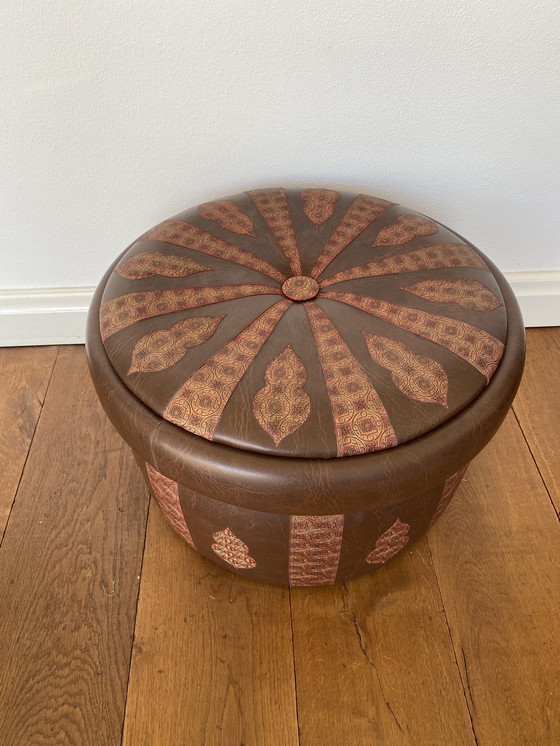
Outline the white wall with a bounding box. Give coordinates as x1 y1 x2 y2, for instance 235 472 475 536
1 0 559 295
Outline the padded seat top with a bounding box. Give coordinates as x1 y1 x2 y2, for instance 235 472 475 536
99 188 507 459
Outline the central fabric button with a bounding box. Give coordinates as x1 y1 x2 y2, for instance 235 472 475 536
281 275 320 301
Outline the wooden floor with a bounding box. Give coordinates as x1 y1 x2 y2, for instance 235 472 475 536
0 329 558 746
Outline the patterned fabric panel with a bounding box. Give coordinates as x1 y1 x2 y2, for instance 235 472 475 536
101 188 508 458
145 463 195 548
288 515 345 586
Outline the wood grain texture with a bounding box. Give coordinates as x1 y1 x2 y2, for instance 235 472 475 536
428 410 560 745
0 328 558 745
0 347 150 746
512 327 560 514
290 540 476 745
122 503 299 746
0 345 58 538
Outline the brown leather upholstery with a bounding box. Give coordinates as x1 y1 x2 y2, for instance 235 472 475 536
86 188 525 584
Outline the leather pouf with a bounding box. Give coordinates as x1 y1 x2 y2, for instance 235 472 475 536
86 188 525 586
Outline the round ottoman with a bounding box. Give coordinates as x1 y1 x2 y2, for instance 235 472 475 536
86 187 525 586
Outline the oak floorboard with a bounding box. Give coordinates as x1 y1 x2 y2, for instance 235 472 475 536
0 347 150 746
428 410 560 745
122 503 299 746
0 345 58 539
290 539 476 746
512 327 560 514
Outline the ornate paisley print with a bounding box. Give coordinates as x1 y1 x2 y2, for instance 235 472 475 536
145 463 195 548
364 334 448 406
128 316 223 374
311 194 394 278
321 244 488 287
117 251 210 280
288 514 345 586
197 200 255 236
248 188 303 275
100 188 507 458
322 291 504 383
366 519 410 564
306 303 398 456
163 301 291 440
253 345 311 446
428 465 469 529
141 219 285 282
100 284 281 341
372 214 439 247
301 188 340 226
402 278 502 311
211 528 257 569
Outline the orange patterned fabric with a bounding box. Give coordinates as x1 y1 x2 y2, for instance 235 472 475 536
101 188 507 458
321 243 488 287
116 251 210 279
128 316 223 374
300 188 340 226
305 303 398 456
197 200 256 235
281 275 319 301
141 219 285 282
211 528 257 569
402 278 502 311
366 519 410 564
145 464 195 548
372 214 438 247
100 284 281 340
164 300 291 439
253 345 311 446
288 514 344 586
248 188 303 275
428 465 469 529
311 194 394 279
364 333 448 406
323 291 504 383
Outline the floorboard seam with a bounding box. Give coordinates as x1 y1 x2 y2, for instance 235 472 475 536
511 405 559 521
288 589 302 746
425 538 480 746
0 345 60 549
119 494 153 746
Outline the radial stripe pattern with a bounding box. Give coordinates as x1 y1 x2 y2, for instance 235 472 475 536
248 188 303 275
321 243 489 287
141 219 285 282
310 194 394 279
322 290 504 382
100 188 506 458
163 300 291 439
305 303 398 456
100 284 281 340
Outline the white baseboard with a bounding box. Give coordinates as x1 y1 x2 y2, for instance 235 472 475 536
504 270 560 328
0 287 95 346
0 271 558 346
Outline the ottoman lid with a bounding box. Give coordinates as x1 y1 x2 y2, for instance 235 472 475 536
99 188 507 459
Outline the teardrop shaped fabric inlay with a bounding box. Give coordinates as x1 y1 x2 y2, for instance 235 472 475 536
116 251 211 279
372 214 438 247
364 333 448 406
198 200 256 236
128 316 223 374
366 519 410 564
253 345 311 446
211 528 257 569
100 188 508 459
301 188 340 226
